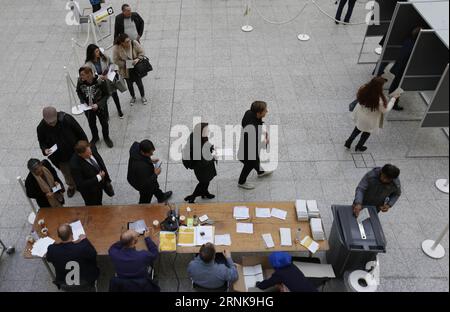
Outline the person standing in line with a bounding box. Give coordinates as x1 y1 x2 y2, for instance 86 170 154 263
113 33 147 105
237 101 273 190
89 0 102 13
76 66 113 148
85 44 124 119
114 4 145 42
37 106 88 198
183 123 217 203
335 0 357 24
345 77 399 152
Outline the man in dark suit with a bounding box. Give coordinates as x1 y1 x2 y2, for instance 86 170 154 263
335 0 357 24
46 224 99 290
70 140 114 206
114 4 144 42
127 140 172 204
37 106 88 198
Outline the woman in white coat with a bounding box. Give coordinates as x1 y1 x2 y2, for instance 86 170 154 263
345 77 399 152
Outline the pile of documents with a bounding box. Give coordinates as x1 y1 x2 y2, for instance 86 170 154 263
177 226 215 246
300 235 320 254
127 219 147 235
159 231 177 251
243 264 264 291
271 208 287 220
306 200 320 218
295 200 309 221
279 228 292 246
310 218 325 241
215 234 232 246
233 206 250 220
31 237 55 258
236 223 253 234
70 220 86 240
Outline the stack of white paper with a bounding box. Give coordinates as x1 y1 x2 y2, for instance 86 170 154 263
306 200 320 218
70 220 86 240
255 208 271 218
271 208 287 220
31 237 55 258
215 234 232 246
243 264 264 291
295 200 309 221
233 206 250 220
262 233 275 248
310 218 325 241
195 226 214 245
280 228 292 246
236 223 253 234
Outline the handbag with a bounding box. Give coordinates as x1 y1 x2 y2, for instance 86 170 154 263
349 99 358 112
131 41 153 78
113 73 128 93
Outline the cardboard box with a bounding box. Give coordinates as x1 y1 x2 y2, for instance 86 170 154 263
232 256 274 292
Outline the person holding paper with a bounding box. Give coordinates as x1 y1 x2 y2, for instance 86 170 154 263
76 66 113 148
114 4 144 42
344 77 399 152
70 140 114 206
353 164 401 217
46 224 99 290
85 44 124 118
256 252 317 292
25 158 65 208
188 243 238 290
37 106 88 198
183 123 217 203
112 33 147 105
127 140 172 204
237 101 274 190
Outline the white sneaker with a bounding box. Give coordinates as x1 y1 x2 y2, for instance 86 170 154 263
238 182 255 190
257 171 274 178
130 97 136 106
142 96 148 105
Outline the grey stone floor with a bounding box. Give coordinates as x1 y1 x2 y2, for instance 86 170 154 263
0 0 448 292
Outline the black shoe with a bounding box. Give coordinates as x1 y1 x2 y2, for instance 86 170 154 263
158 191 173 203
392 103 404 111
90 137 99 145
202 194 215 200
344 140 352 149
355 146 368 152
67 188 76 198
104 137 114 148
335 20 340 25
184 195 195 203
118 112 124 119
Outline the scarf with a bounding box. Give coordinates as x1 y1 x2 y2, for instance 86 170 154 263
33 167 63 207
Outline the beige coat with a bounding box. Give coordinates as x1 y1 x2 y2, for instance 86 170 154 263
112 40 145 79
352 97 396 134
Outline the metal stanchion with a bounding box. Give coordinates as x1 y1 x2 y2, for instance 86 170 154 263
17 176 38 224
241 0 253 32
422 223 449 259
435 179 449 194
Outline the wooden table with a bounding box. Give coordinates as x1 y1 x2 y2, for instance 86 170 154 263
176 202 329 253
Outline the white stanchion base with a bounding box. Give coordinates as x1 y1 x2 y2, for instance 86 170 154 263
374 46 382 55
435 179 449 194
28 212 36 225
71 105 85 115
422 240 445 259
241 25 253 32
297 34 310 41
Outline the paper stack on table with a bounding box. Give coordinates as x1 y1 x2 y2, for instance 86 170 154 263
310 218 325 241
243 264 264 291
195 226 214 245
262 233 275 248
300 235 320 254
177 227 195 246
236 223 253 234
306 200 320 218
271 208 287 220
31 237 55 258
70 220 86 240
159 231 177 251
215 234 232 246
279 228 292 246
233 206 250 220
295 200 309 221
255 208 271 218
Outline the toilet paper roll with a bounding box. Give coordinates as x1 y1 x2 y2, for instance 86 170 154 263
347 270 378 292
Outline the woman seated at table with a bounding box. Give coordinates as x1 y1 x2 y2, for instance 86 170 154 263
25 158 65 208
256 252 317 292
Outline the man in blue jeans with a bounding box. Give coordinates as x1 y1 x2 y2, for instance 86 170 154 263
335 0 357 24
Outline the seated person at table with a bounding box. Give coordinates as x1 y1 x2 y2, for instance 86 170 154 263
109 229 159 279
188 243 238 290
256 252 317 292
46 224 99 288
25 158 65 208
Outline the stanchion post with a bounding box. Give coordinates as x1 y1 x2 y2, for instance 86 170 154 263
297 0 310 41
422 223 449 259
241 0 253 32
17 176 38 225
435 179 449 194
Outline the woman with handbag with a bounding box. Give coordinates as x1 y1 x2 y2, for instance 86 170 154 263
112 34 148 105
85 44 124 118
345 77 399 152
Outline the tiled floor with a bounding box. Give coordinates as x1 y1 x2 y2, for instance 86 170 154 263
0 0 448 292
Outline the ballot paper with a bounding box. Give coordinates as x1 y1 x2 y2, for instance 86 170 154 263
357 208 370 224
300 235 320 254
255 208 271 218
199 215 209 223
214 234 232 246
159 231 177 252
306 200 320 218
52 183 62 193
236 223 253 234
107 67 117 82
128 219 147 235
126 60 134 69
177 226 195 246
243 264 264 291
262 233 275 248
271 208 287 220
153 160 162 169
233 206 250 220
195 226 214 245
78 103 93 111
31 237 55 258
280 228 292 246
295 199 309 221
47 144 58 156
310 218 325 241
70 220 86 240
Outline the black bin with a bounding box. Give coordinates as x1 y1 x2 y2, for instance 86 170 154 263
326 205 386 277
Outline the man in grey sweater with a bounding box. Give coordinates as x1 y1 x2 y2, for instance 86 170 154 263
353 164 401 217
188 243 238 290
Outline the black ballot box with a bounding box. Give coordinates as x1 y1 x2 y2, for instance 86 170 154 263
326 205 386 277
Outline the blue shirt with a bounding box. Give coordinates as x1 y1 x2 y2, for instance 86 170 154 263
187 256 238 289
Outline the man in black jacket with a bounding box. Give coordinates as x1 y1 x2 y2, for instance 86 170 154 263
46 224 99 290
37 106 88 198
76 66 113 148
70 140 114 206
237 101 273 190
114 4 144 42
127 140 172 204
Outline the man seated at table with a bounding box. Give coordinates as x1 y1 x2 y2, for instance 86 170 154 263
256 252 317 292
46 224 99 290
188 243 238 290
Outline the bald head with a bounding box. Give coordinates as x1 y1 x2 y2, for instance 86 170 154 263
57 224 73 242
43 106 58 126
120 230 139 248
